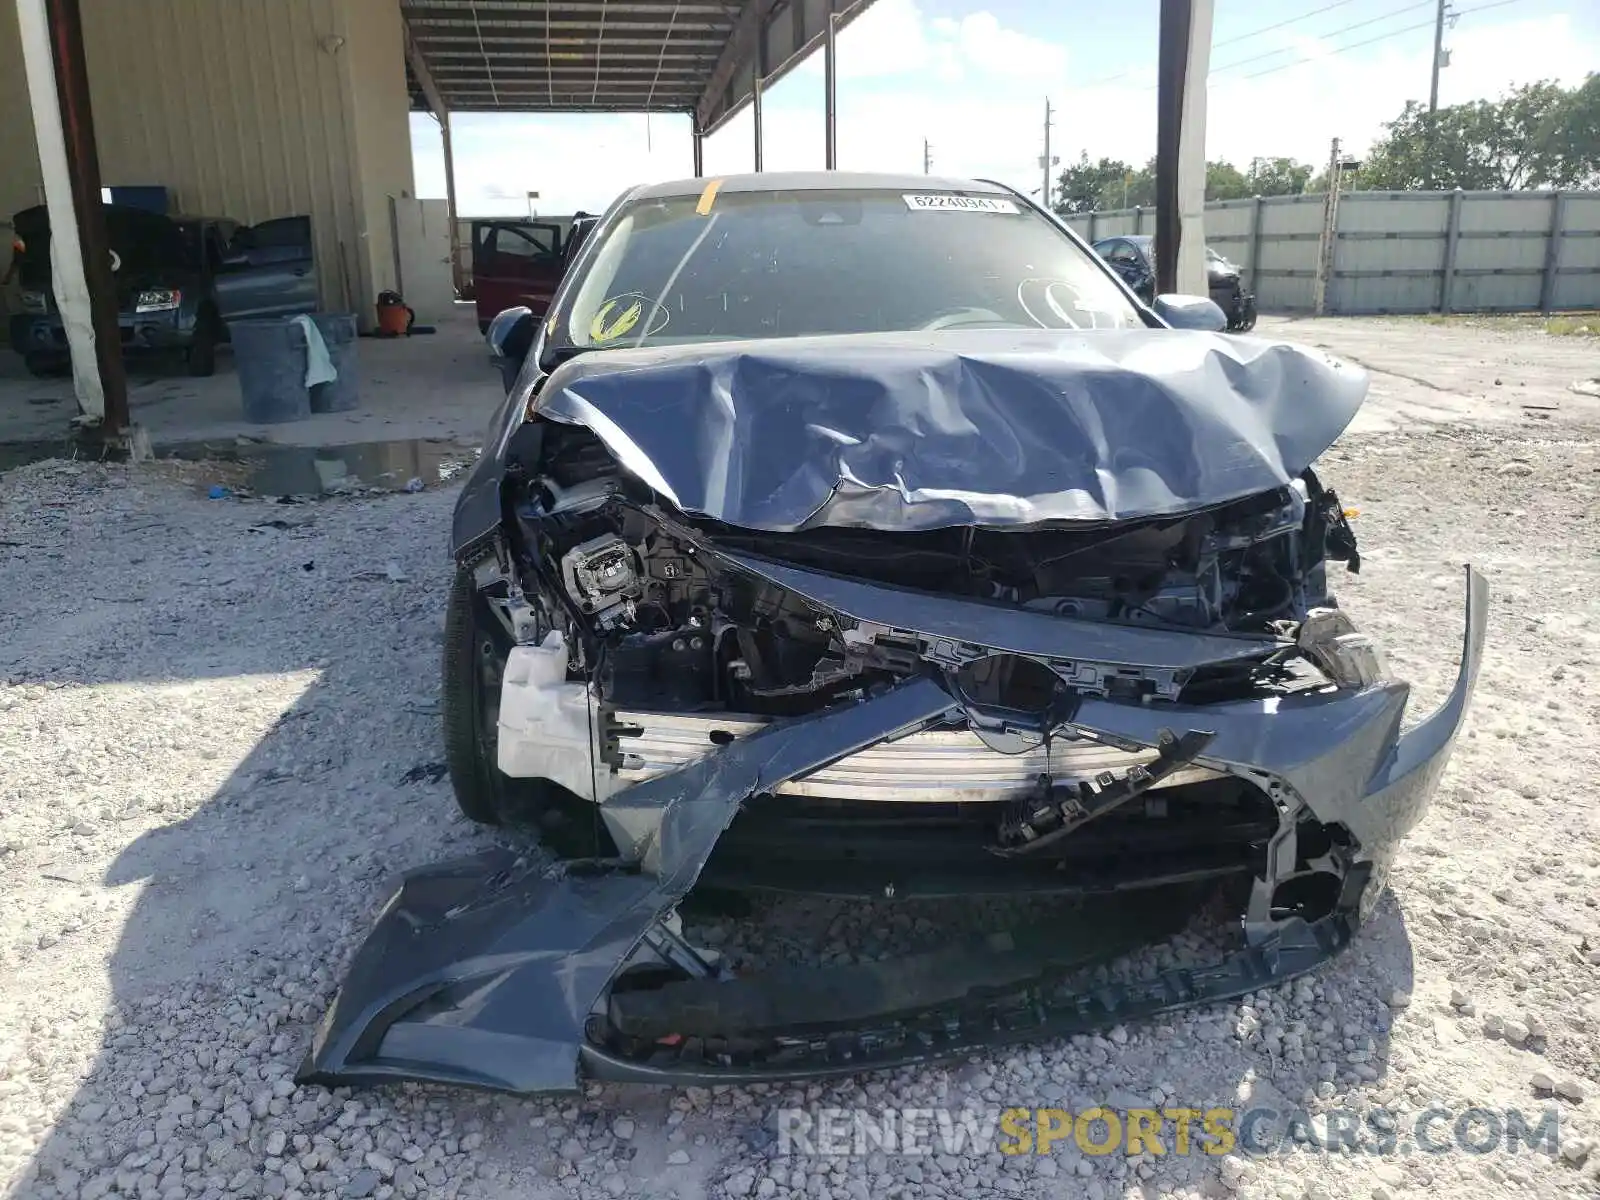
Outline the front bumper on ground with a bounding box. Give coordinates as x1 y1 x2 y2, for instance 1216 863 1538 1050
299 569 1487 1095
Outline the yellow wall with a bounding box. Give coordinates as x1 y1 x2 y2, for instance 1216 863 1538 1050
342 0 418 306
0 2 44 239
0 0 415 326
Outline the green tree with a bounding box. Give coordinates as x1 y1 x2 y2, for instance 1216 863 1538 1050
1052 153 1134 215
1360 81 1585 190
1205 160 1251 201
1117 159 1158 209
1541 72 1600 187
1244 156 1313 196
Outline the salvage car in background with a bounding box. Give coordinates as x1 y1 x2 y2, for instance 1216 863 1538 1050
1093 234 1257 332
8 204 316 376
470 215 598 333
301 172 1486 1096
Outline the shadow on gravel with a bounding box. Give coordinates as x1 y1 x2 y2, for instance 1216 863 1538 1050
7 487 1414 1200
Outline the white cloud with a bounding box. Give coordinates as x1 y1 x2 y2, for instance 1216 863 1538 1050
796 0 1063 85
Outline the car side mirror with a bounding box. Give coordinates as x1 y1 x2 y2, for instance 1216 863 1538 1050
485 305 535 392
1152 293 1227 332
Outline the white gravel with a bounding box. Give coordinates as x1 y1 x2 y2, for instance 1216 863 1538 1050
3 370 1600 1199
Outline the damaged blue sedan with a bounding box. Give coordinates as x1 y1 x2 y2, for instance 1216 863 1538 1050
300 172 1487 1095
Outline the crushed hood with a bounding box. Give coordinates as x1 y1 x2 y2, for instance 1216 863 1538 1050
532 328 1367 532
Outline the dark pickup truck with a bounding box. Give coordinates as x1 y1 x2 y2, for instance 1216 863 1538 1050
8 204 318 376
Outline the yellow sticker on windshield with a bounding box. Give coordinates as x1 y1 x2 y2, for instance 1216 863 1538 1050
696 178 723 216
590 296 644 343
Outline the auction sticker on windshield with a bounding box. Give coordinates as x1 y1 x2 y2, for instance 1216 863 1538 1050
903 194 1019 213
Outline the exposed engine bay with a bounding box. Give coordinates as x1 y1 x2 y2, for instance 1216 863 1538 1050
510 421 1365 723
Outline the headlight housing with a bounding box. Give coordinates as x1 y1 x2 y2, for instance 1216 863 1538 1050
19 289 47 314
1298 607 1389 689
135 288 181 313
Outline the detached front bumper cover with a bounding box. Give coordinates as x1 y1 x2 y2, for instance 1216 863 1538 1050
299 569 1488 1095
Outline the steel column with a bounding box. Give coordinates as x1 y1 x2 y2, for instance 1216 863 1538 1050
692 123 704 177
17 0 129 430
751 67 763 171
1249 194 1266 295
441 112 464 296
1539 191 1566 314
823 10 837 169
1439 188 1463 314
1154 0 1211 297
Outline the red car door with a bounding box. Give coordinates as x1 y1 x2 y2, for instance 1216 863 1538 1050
471 220 566 331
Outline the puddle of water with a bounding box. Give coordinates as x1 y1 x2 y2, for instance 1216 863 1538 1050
0 434 480 497
165 437 481 498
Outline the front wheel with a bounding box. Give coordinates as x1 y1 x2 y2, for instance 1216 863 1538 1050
439 566 612 854
441 565 519 825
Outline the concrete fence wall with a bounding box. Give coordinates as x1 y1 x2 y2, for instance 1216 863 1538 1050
1060 190 1600 315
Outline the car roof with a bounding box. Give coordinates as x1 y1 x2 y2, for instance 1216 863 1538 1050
626 171 1018 203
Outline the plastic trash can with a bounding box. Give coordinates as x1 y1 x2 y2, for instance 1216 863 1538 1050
229 318 312 424
310 312 360 413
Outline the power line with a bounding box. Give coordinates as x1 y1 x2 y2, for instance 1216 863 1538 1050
1081 0 1402 87
1240 0 1527 80
1213 0 1361 49
1211 0 1435 76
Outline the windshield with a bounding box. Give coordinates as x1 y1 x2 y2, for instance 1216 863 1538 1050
547 187 1142 357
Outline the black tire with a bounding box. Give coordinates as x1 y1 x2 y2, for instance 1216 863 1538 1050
23 353 63 379
186 313 218 377
442 565 516 825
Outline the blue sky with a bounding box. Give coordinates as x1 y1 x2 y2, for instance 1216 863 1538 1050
411 0 1599 215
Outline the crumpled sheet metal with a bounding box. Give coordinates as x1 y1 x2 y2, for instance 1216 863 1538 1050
299 570 1486 1096
532 328 1368 531
297 677 956 1094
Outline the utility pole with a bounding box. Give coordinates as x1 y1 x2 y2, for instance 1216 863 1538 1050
923 139 932 175
1041 98 1054 210
1036 100 1062 211
1426 0 1450 188
1313 137 1340 318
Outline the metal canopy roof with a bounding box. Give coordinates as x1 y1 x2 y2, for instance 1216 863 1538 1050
402 0 872 134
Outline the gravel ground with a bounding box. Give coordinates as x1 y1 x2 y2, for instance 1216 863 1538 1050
3 345 1600 1199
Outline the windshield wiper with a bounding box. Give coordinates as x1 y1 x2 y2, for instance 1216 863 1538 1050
540 344 592 371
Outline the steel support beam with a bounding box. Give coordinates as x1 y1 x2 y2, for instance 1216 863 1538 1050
695 0 778 132
1154 0 1211 297
16 0 129 431
692 123 704 176
823 10 837 169
751 67 763 171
